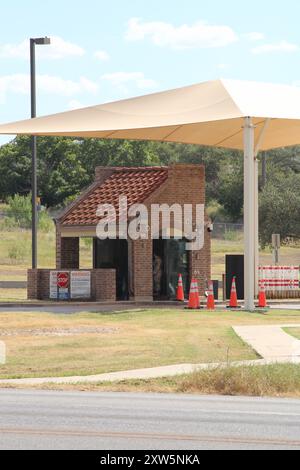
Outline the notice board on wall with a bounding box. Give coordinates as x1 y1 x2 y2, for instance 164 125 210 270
70 271 91 299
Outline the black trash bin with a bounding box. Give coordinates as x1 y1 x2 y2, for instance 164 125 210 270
212 280 219 300
225 255 244 300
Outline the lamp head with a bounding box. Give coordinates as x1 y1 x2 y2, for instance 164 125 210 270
32 37 51 45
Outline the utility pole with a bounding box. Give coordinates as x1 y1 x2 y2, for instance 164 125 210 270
30 37 51 269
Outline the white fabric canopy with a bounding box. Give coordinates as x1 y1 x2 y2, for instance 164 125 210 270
1 79 300 150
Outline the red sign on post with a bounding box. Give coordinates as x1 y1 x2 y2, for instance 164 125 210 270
57 272 69 289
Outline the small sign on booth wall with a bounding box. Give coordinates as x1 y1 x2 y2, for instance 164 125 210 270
49 271 70 300
71 271 91 299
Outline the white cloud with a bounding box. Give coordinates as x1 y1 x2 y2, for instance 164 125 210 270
125 17 238 50
78 77 99 93
243 32 265 41
68 99 84 109
217 63 229 70
0 74 98 104
252 40 299 54
101 72 158 90
0 36 85 60
94 50 110 61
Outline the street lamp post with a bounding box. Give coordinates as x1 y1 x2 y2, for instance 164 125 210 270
30 37 50 269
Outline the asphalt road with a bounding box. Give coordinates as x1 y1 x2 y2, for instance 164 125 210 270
0 390 300 450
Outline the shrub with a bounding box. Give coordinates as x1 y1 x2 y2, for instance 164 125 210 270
8 239 29 264
38 210 54 233
82 238 93 249
224 229 241 242
0 217 19 231
5 194 54 232
5 194 32 229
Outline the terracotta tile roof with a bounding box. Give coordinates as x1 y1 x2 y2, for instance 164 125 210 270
61 167 168 226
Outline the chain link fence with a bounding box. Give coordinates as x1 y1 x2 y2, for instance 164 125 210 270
212 223 244 240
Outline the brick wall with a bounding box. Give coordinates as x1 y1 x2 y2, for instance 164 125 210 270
131 239 153 301
28 269 116 302
28 269 51 300
58 237 80 270
27 269 39 300
91 269 116 302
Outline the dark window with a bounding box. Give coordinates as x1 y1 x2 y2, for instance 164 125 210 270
153 239 189 300
94 239 129 301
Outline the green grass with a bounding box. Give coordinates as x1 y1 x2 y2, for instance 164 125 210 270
0 308 300 380
284 327 300 340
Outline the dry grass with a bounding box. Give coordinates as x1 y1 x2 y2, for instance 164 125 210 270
178 363 300 397
0 308 300 381
284 327 300 340
6 364 300 399
0 288 27 301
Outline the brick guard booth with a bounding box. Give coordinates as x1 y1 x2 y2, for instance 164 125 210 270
28 164 211 302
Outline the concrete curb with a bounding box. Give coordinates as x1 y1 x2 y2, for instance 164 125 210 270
0 300 299 309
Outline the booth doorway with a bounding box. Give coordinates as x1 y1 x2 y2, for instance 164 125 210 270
153 239 189 300
93 239 129 300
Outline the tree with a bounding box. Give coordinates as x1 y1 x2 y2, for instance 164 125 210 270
216 152 244 221
0 137 31 197
0 136 89 207
259 173 300 246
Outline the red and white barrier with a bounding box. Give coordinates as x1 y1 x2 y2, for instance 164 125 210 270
259 266 300 299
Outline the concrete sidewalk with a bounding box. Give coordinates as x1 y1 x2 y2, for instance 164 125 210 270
233 324 300 360
1 358 298 387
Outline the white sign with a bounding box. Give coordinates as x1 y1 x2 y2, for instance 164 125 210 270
49 271 70 300
50 271 59 299
259 266 299 292
71 271 91 299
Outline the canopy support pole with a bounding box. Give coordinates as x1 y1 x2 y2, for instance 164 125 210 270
254 159 259 297
244 117 255 311
254 119 271 297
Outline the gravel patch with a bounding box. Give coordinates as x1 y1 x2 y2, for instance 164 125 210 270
0 327 120 337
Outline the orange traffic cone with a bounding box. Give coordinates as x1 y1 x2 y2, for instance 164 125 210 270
176 274 185 302
227 277 240 309
207 280 215 310
195 280 201 308
257 281 268 309
185 279 200 310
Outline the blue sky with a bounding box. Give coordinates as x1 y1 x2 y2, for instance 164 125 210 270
1 0 300 145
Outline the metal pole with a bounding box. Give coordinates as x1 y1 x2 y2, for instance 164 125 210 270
30 39 37 269
254 157 259 297
244 117 255 311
